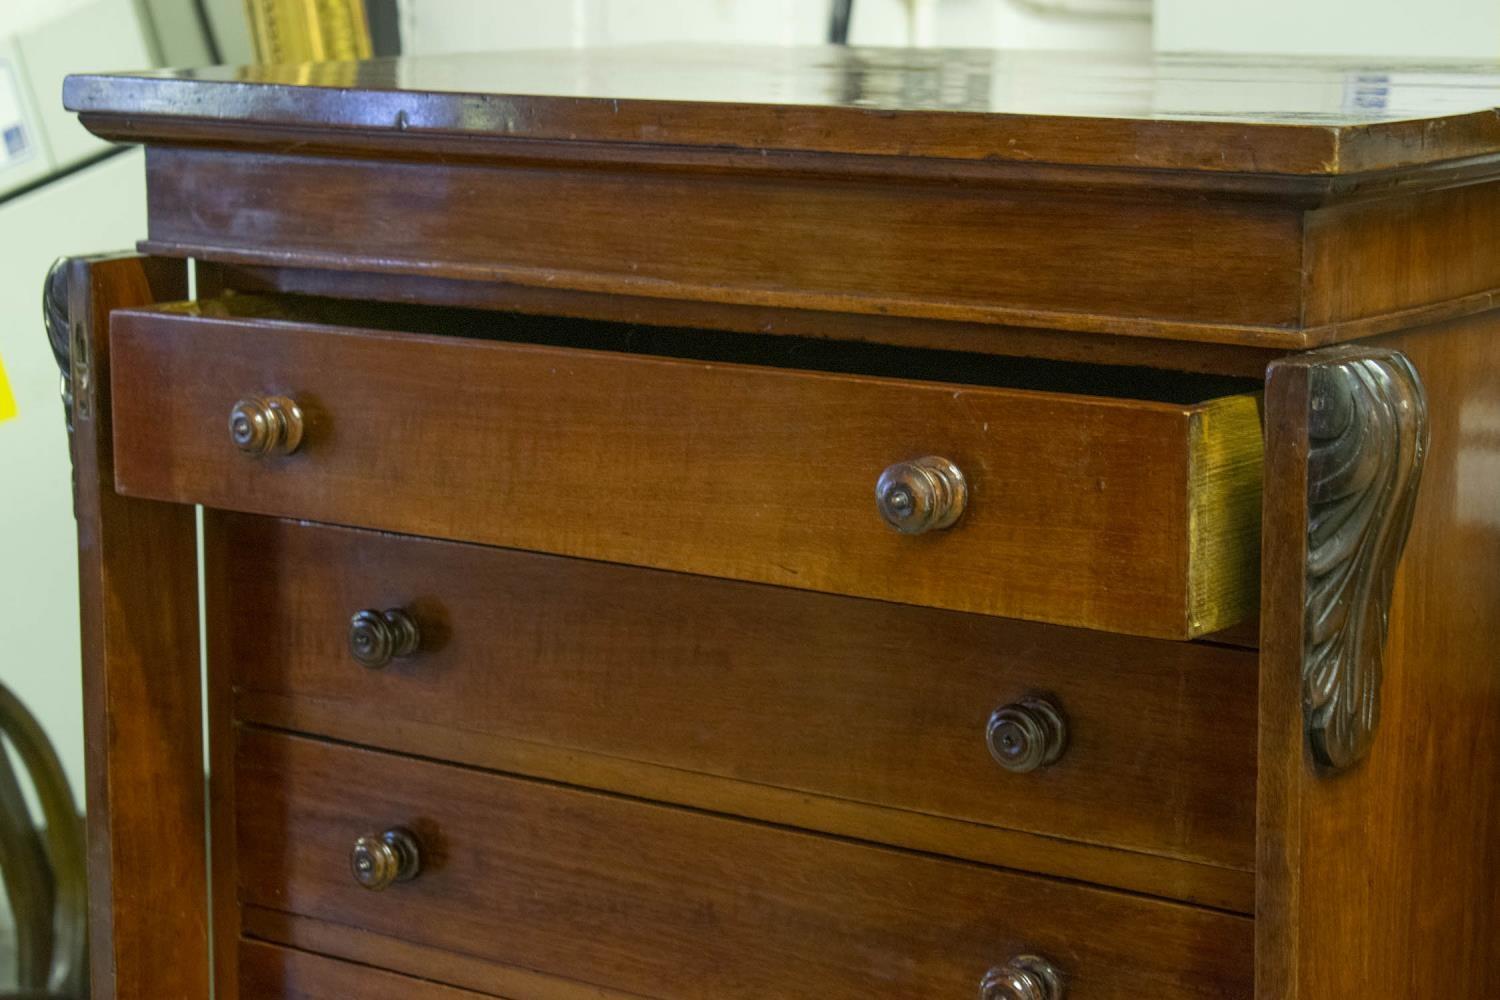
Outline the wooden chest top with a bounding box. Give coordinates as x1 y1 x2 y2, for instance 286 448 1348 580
62 47 1500 176
58 48 1500 359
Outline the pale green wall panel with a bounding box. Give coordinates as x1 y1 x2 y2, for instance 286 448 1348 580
1156 0 1500 57
0 149 147 809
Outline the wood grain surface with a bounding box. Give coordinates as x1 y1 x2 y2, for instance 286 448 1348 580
1257 312 1500 998
65 255 204 1000
239 910 671 1000
138 147 1308 336
239 941 503 999
62 47 1500 175
214 514 1258 877
234 729 1255 999
69 50 1500 356
110 306 1262 638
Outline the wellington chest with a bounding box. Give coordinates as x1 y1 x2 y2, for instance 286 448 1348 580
49 47 1500 999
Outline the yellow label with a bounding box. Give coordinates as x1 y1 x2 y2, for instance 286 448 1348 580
0 353 17 423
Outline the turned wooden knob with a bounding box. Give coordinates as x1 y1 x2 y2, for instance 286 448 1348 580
986 698 1068 774
348 608 421 669
981 955 1065 1000
351 827 422 891
875 456 967 534
228 395 303 456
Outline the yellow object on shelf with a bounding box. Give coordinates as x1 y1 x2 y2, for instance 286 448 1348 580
0 352 18 423
242 0 373 64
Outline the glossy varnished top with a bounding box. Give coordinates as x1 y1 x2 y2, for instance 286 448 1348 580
65 46 1500 175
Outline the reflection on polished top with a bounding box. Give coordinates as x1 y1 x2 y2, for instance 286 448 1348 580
64 46 1500 175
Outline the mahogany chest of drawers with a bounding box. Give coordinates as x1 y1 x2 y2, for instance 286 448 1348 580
49 47 1500 999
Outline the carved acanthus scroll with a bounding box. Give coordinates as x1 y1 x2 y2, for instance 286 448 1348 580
1300 347 1428 773
43 258 80 515
43 258 71 427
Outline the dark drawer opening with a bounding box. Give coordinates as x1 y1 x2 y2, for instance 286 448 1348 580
172 292 1261 405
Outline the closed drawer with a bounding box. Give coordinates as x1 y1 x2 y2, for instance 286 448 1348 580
112 299 1262 638
213 514 1256 882
235 729 1253 1000
240 940 503 999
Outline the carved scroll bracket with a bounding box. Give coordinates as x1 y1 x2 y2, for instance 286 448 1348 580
43 257 79 515
1290 346 1429 774
43 258 72 423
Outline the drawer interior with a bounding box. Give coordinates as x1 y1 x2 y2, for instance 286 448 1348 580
174 292 1261 403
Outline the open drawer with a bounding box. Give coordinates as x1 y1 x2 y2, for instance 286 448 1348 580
109 295 1263 638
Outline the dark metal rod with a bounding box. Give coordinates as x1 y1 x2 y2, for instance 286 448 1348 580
829 0 854 44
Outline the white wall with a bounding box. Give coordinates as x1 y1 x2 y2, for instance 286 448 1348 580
397 0 1150 54
1156 0 1500 58
0 0 95 37
400 0 1500 61
0 150 148 809
848 0 1150 51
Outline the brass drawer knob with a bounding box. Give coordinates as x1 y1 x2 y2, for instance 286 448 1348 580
228 395 304 456
351 827 422 891
875 456 967 534
986 698 1068 774
348 608 421 669
981 955 1065 1000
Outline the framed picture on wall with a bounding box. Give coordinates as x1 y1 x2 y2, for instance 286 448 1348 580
241 0 374 63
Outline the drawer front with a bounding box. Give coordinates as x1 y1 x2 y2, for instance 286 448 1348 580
240 940 502 999
111 306 1261 638
235 730 1253 1000
216 515 1256 873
